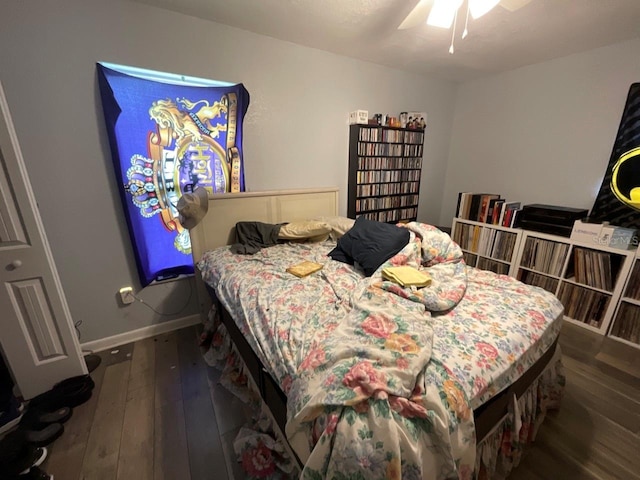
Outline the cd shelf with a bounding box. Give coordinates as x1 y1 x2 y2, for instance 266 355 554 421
348 124 425 223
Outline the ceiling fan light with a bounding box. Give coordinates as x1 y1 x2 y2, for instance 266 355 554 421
427 0 463 28
469 0 500 19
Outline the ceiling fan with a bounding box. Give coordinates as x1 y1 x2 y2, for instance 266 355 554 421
398 0 533 30
398 0 533 52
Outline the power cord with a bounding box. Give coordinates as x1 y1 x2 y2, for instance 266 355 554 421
74 319 83 340
132 279 194 316
73 319 94 355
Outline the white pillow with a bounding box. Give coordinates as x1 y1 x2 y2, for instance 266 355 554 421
313 216 355 241
278 220 332 242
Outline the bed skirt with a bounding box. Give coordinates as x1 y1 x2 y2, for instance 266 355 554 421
474 345 564 479
201 310 565 479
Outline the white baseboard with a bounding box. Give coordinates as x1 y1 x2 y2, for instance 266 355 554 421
81 314 201 353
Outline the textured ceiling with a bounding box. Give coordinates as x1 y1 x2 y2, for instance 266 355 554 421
135 0 640 81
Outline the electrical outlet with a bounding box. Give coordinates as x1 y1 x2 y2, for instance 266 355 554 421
119 286 135 305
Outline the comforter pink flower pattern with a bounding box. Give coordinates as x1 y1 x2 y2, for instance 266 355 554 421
198 223 563 479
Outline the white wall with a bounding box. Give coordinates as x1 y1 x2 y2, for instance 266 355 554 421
0 0 457 342
440 38 640 226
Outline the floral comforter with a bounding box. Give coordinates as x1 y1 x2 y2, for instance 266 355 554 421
198 223 563 479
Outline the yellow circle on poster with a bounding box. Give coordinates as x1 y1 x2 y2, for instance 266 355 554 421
611 147 640 211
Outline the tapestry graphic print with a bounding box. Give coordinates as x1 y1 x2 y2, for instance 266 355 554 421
590 83 640 229
97 64 250 286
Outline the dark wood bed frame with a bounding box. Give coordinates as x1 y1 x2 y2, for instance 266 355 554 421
213 287 559 443
192 190 559 469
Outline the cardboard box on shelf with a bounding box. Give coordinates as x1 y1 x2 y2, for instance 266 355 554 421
407 112 427 130
349 110 369 125
399 112 408 128
571 220 603 245
598 225 638 250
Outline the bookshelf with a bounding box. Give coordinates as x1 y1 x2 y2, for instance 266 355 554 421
452 218 637 338
609 249 640 348
348 124 424 222
512 230 635 335
451 218 524 276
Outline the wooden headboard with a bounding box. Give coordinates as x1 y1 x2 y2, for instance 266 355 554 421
189 187 339 317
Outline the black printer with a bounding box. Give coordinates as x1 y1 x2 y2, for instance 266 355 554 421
518 204 589 237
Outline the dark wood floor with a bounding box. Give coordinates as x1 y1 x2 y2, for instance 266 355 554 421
43 327 248 480
511 321 640 480
43 322 640 480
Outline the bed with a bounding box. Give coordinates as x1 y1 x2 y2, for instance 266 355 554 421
189 188 565 480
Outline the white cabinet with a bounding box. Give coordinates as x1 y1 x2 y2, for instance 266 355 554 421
451 218 524 276
512 230 634 335
452 218 637 343
609 249 640 348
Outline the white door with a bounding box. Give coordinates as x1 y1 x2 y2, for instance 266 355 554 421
0 82 86 399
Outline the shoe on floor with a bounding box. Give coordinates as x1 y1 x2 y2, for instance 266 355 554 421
21 407 71 430
28 375 94 411
0 431 46 477
0 397 24 435
18 447 47 475
19 466 53 480
52 375 94 393
20 424 63 448
30 447 47 469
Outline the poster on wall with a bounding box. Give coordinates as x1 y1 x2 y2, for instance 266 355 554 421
590 83 640 229
97 63 250 286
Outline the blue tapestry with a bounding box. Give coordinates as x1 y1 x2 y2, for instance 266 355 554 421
97 63 250 285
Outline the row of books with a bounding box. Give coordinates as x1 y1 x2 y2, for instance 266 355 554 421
452 223 479 252
357 127 424 144
403 144 423 157
624 262 640 300
358 127 402 143
355 195 419 213
452 223 518 261
357 157 422 170
456 192 521 228
462 252 507 274
405 131 424 145
518 270 559 295
357 143 424 157
481 230 517 262
476 257 510 275
520 238 569 277
356 182 419 197
558 283 610 328
356 169 421 184
462 252 477 266
357 207 417 223
571 247 616 292
611 303 640 345
358 143 403 156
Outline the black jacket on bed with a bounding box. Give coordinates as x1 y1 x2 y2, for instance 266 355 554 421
231 221 282 255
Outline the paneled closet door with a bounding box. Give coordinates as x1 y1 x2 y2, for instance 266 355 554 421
0 82 86 399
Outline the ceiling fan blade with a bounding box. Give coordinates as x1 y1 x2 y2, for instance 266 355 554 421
500 0 533 12
398 0 432 30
